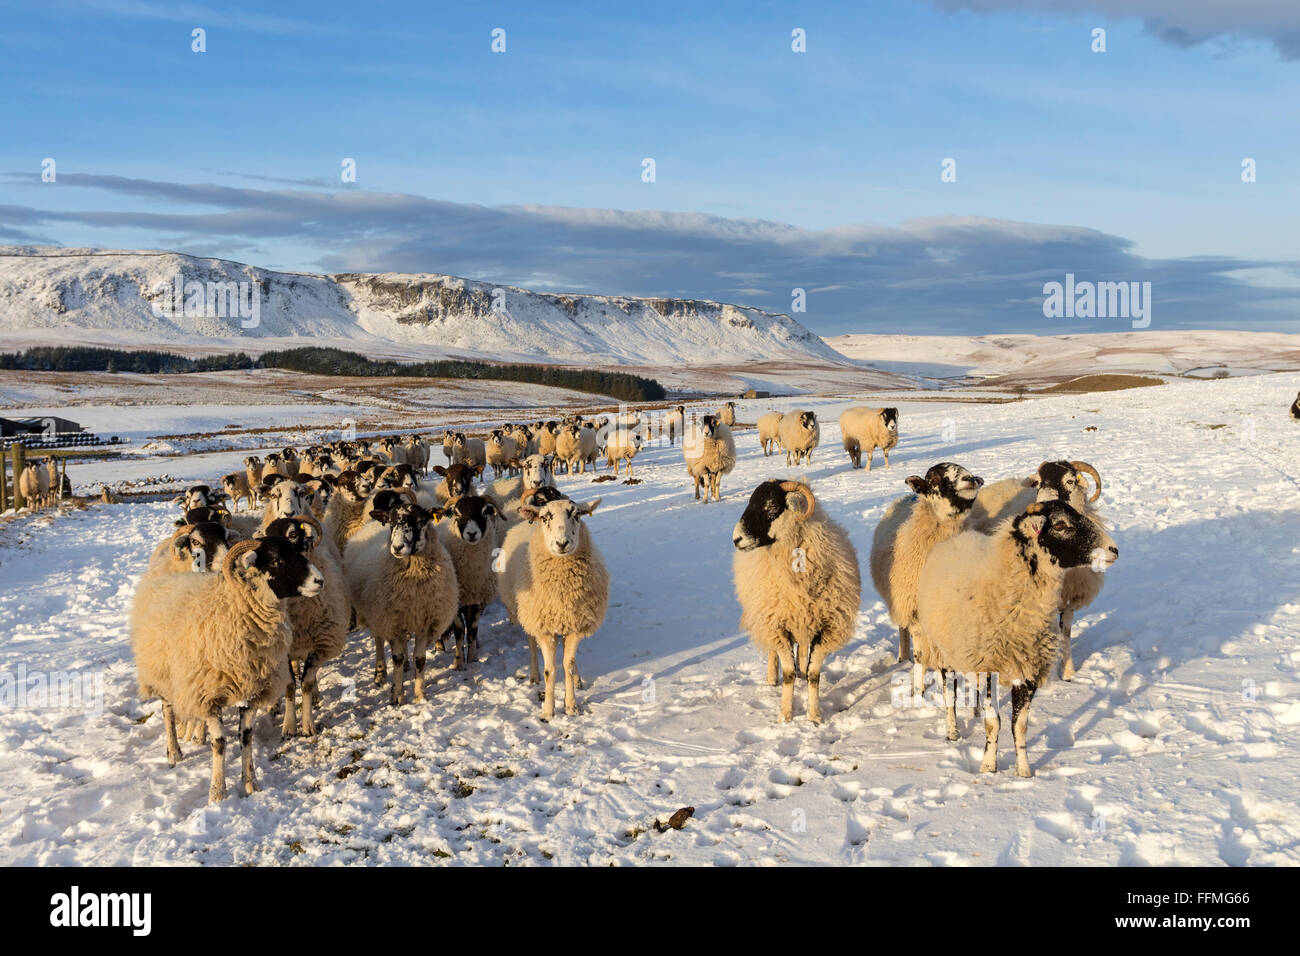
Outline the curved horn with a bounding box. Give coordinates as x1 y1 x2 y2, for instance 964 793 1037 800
296 513 324 539
396 487 419 505
223 539 261 586
778 480 815 520
1070 461 1102 502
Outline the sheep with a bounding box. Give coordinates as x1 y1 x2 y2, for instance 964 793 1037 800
484 455 559 526
1291 392 1300 420
536 421 561 457
554 424 587 475
717 401 737 426
440 431 457 465
45 458 62 503
968 460 1105 680
148 522 238 576
221 471 256 512
426 463 476 507
840 406 899 470
486 429 520 479
130 537 324 802
453 434 487 477
731 480 861 723
498 495 608 720
437 495 500 669
262 453 289 479
377 462 420 492
915 500 1118 776
683 414 736 502
177 484 224 512
322 469 377 556
508 424 536 457
259 515 350 736
665 405 686 445
869 463 985 693
344 500 459 704
18 461 52 510
605 429 644 475
757 411 784 456
777 410 820 466
241 457 264 503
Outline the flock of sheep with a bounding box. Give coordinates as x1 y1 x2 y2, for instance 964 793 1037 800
120 399 1127 803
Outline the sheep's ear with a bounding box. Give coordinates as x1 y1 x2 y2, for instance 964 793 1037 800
1023 475 1039 488
578 497 602 516
483 501 499 519
429 508 446 523
432 465 447 477
905 476 927 494
369 509 392 525
1020 513 1047 538
170 494 185 505
518 506 540 524
173 517 187 527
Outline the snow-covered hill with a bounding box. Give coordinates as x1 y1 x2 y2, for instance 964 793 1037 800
0 247 844 367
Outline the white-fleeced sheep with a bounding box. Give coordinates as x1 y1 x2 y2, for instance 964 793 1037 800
221 471 256 512
778 410 820 466
605 429 643 475
840 406 899 470
498 495 608 720
453 434 487 477
683 414 736 502
147 522 239 577
732 480 862 723
915 500 1118 776
717 401 737 426
344 499 459 704
437 495 500 669
757 411 784 456
869 463 984 688
968 460 1105 680
18 461 52 510
130 537 324 802
486 429 520 479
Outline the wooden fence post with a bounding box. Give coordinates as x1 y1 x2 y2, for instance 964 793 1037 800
0 448 7 512
11 442 26 511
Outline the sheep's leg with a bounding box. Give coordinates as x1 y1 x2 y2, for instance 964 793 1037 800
450 615 466 671
897 625 911 664
373 633 387 686
1059 609 1076 681
882 447 890 468
980 675 1000 772
776 635 797 722
389 636 407 706
207 712 226 803
281 659 298 738
413 633 430 701
536 634 558 720
161 700 182 767
766 650 779 685
562 635 581 716
300 654 319 736
238 705 258 796
528 634 540 683
693 473 702 500
466 604 481 665
1011 680 1037 777
807 639 828 724
941 668 959 741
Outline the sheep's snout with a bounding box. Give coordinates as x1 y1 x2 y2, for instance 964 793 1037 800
732 520 760 551
299 567 325 598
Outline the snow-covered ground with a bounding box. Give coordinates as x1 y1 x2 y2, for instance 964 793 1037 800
1 373 1298 865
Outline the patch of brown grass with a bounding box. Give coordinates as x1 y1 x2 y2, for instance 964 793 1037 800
1037 374 1165 394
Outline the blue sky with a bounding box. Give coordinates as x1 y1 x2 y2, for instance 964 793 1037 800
1 0 1297 334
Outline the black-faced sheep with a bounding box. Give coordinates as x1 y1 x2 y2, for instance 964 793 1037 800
683 414 736 503
969 460 1105 680
840 406 899 470
916 500 1117 776
778 410 820 466
437 495 500 669
344 500 459 705
732 480 862 723
869 463 984 682
717 401 737 426
1291 391 1300 419
499 496 608 720
131 537 323 802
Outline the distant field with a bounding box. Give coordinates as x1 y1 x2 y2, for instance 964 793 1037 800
1037 374 1166 394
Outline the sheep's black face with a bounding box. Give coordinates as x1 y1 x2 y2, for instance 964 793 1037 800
800 411 817 432
253 536 323 599
176 522 230 572
522 486 566 510
379 464 418 490
1015 501 1117 572
261 517 317 554
373 503 436 558
1033 461 1087 511
906 463 983 515
733 480 791 551
881 407 899 433
182 485 221 511
434 463 474 497
699 415 719 439
451 495 498 543
179 505 229 528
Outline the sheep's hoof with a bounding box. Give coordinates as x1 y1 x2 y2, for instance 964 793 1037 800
373 670 386 687
1060 661 1075 681
208 786 226 803
1016 762 1033 778
566 704 579 716
946 730 960 742
300 719 316 737
980 754 998 773
166 751 181 768
808 712 822 725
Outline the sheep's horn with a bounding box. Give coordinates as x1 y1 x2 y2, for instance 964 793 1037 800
1070 461 1102 502
171 525 196 545
296 513 324 538
223 539 261 585
397 487 419 504
778 480 815 520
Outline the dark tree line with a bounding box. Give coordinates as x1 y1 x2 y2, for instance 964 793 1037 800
1 345 666 402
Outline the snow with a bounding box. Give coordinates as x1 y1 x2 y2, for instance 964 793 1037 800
1 373 1298 865
0 247 844 367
